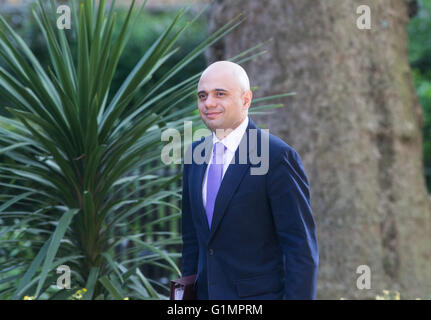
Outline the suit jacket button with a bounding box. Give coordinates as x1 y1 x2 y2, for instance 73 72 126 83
208 249 214 255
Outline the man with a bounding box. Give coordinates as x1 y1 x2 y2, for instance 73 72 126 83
181 61 318 300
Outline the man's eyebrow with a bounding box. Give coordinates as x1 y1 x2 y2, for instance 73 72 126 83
197 88 228 95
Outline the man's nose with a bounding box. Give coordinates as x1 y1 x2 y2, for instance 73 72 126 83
205 95 217 109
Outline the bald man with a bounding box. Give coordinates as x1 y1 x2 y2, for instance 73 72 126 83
180 61 319 300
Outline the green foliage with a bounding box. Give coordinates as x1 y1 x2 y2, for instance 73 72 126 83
0 0 281 300
0 4 207 117
113 8 207 96
0 0 244 300
408 0 431 192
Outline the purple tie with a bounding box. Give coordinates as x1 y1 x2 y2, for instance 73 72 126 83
206 142 225 228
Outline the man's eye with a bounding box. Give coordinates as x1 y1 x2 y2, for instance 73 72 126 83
217 92 225 96
198 95 206 99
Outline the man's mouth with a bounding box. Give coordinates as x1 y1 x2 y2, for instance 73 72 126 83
205 112 222 119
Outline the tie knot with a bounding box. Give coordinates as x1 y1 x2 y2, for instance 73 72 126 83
213 142 225 165
214 141 225 151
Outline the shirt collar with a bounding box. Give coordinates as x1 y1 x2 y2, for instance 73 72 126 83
212 116 249 153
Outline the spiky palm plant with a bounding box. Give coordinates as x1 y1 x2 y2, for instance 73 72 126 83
0 0 287 300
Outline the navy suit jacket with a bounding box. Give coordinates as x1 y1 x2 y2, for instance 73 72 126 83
180 118 319 299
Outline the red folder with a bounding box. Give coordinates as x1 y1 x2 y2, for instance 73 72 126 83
170 274 197 300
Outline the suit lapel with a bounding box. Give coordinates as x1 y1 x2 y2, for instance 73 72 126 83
190 136 212 234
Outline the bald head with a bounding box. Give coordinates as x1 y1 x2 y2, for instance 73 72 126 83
200 61 250 93
197 61 253 137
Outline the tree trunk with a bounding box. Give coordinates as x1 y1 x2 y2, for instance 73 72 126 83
207 0 431 299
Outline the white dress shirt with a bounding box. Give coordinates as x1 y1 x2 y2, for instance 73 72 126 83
202 116 249 207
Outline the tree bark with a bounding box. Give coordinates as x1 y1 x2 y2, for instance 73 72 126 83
207 0 431 299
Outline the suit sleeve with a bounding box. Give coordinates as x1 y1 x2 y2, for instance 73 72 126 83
267 147 319 299
180 162 199 277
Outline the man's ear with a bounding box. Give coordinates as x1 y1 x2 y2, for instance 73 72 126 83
242 90 253 110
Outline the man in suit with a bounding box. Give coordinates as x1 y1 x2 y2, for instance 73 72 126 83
180 61 319 300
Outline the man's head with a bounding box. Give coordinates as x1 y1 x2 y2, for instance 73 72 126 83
197 61 252 135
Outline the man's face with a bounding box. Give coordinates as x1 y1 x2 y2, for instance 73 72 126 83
197 69 251 133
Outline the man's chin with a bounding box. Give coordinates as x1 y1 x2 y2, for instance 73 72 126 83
203 118 222 130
